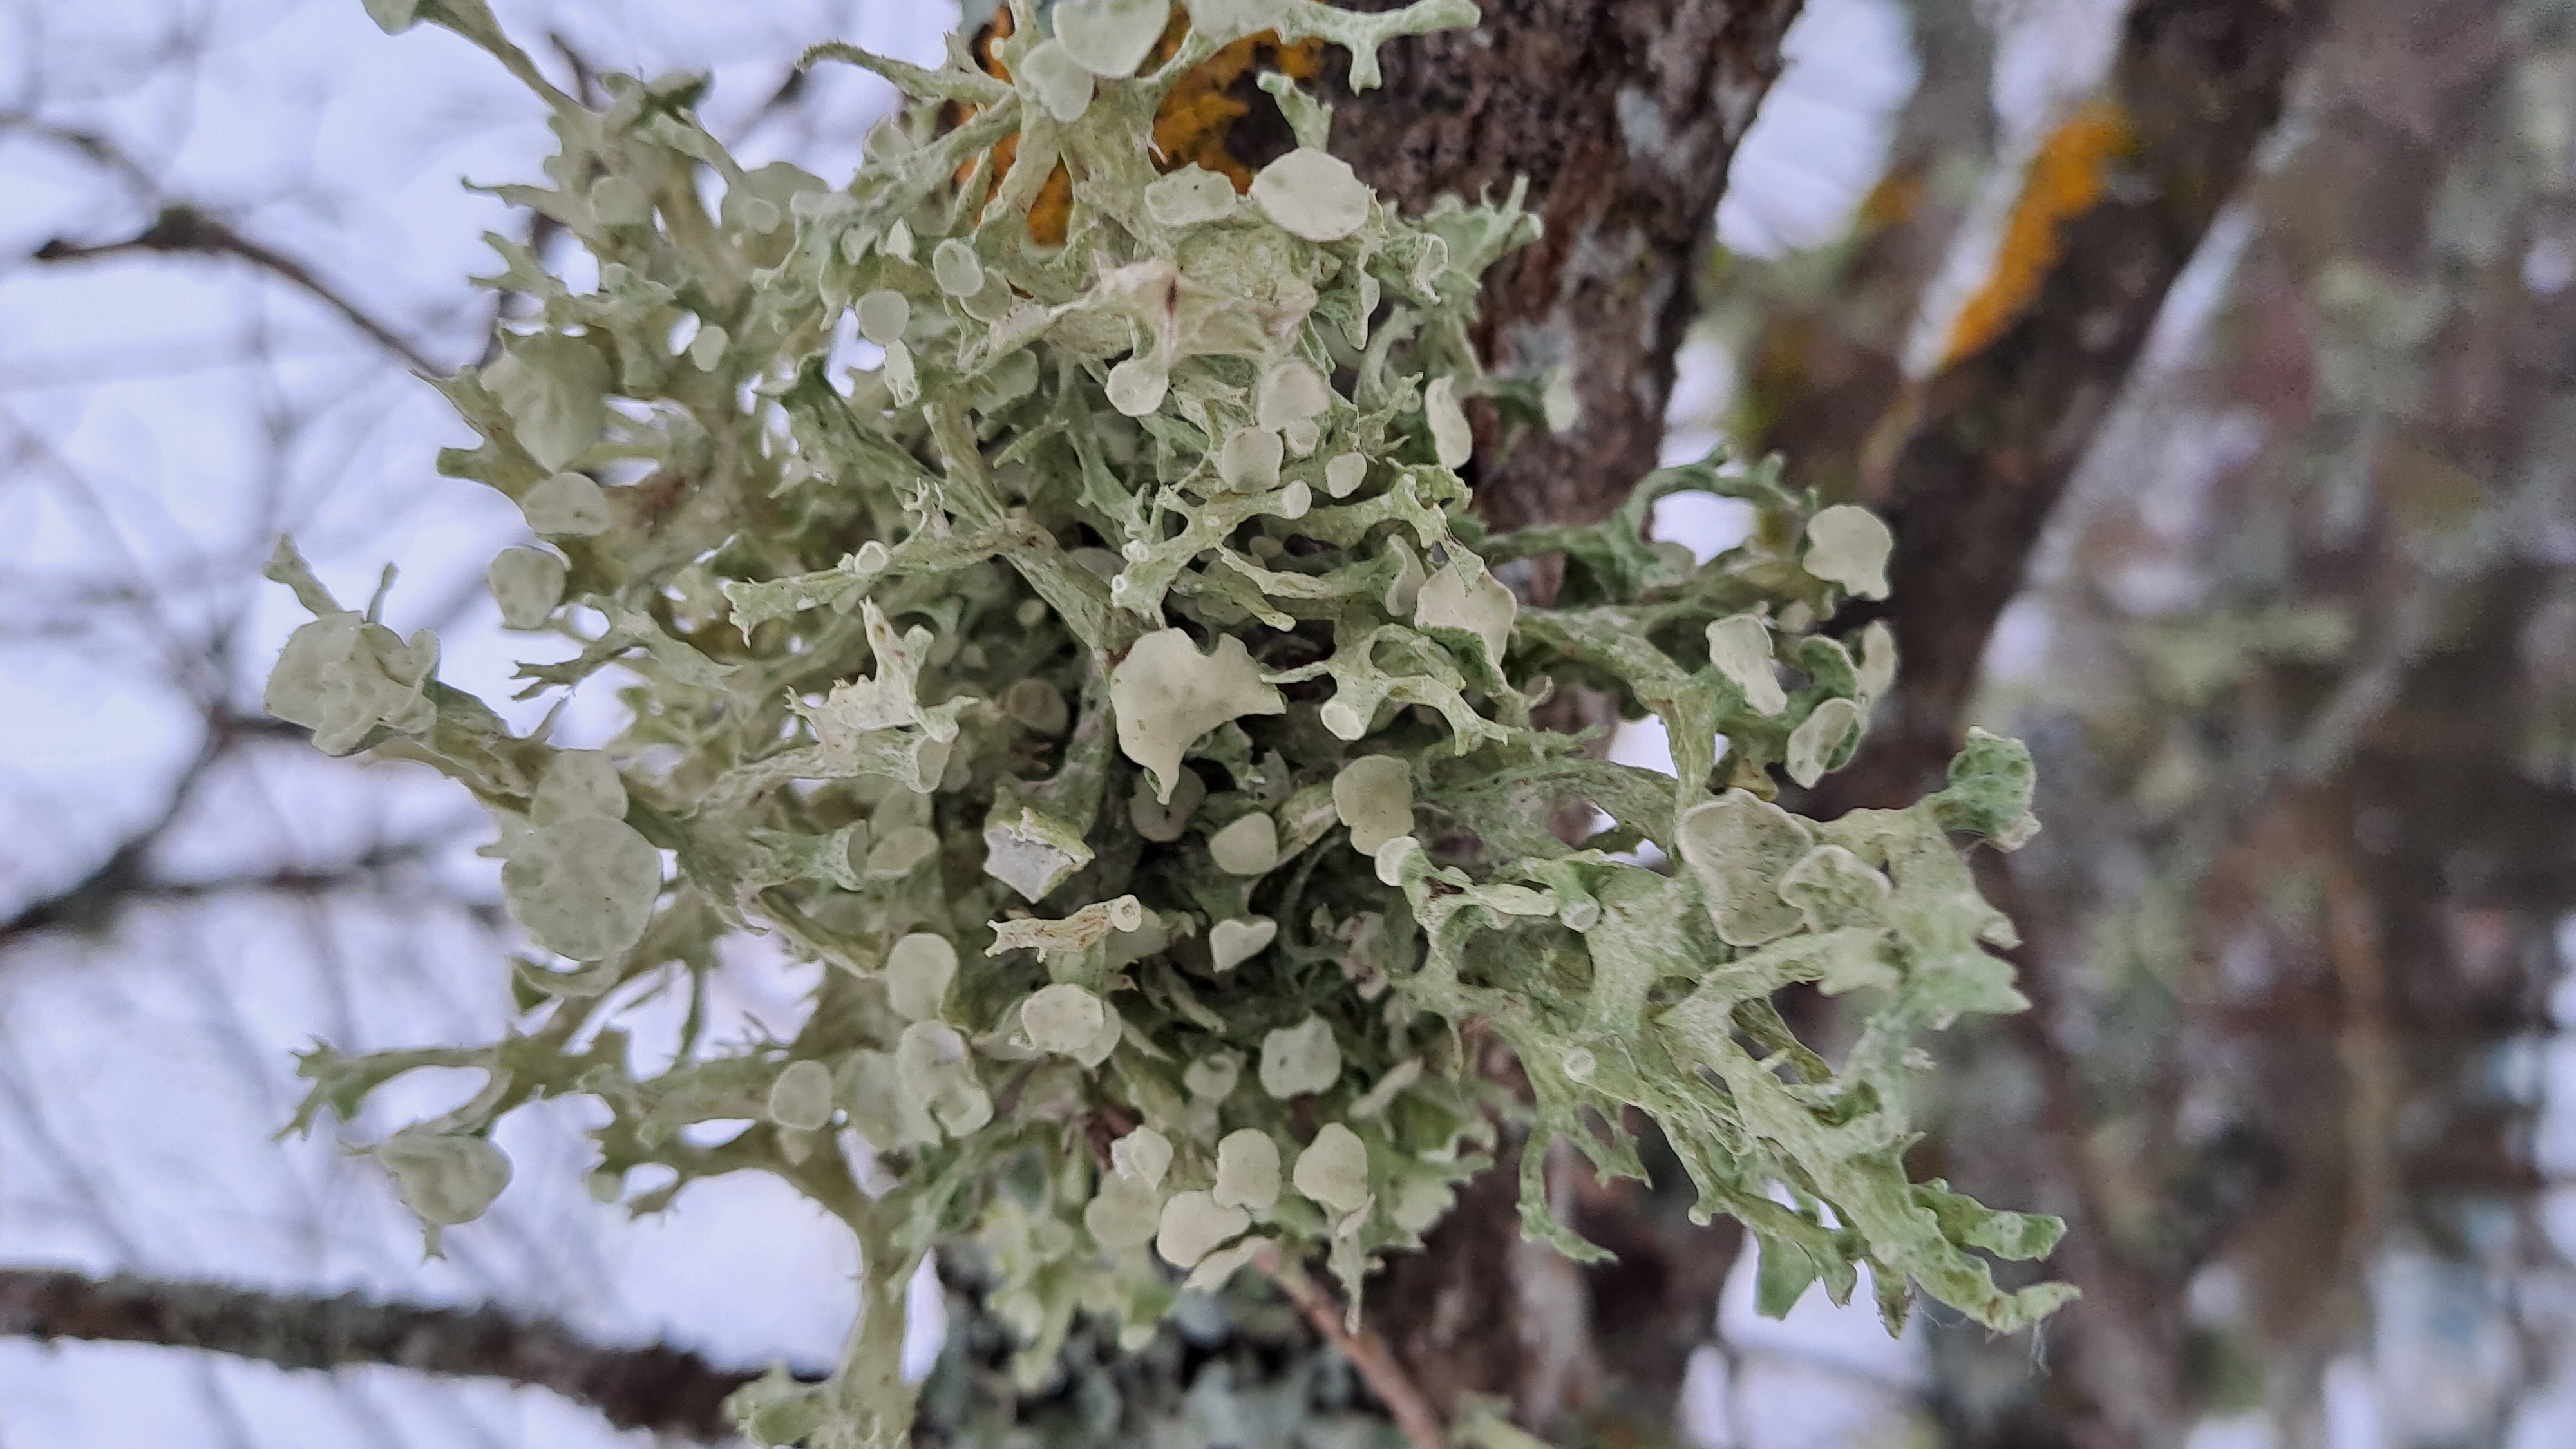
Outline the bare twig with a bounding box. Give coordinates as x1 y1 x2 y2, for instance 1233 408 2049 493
0 711 469 951
730 66 812 147
0 727 226 947
0 113 160 204
545 31 605 108
0 1265 809 1442
1 837 485 946
1257 1249 1448 1449
34 205 446 376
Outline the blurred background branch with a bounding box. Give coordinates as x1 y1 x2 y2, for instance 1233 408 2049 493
0 1266 795 1442
33 204 448 375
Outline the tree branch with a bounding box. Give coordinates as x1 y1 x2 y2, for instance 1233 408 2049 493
0 1266 798 1442
1258 1251 1447 1449
0 711 471 951
1819 0 2326 815
0 113 160 204
34 204 446 377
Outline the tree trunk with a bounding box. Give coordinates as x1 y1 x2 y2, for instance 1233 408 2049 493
1337 0 1804 535
1328 2 1802 1435
1823 0 2325 818
1900 1 2553 1444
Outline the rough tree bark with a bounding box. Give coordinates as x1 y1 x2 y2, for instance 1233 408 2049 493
0 1266 779 1441
1325 3 1804 1435
1337 0 1804 535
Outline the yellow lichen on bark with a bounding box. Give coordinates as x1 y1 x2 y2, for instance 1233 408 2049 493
960 10 1322 247
1940 100 2133 366
1150 30 1323 191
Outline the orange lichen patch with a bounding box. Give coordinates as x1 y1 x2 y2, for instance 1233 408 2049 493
1940 99 2134 366
1152 32 1323 190
943 12 1070 244
982 136 1077 246
946 9 1323 247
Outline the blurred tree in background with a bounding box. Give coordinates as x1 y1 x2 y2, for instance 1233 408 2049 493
5 1 2575 1446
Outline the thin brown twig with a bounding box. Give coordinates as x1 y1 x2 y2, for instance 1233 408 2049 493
0 1265 806 1442
1256 1247 1448 1449
2 833 488 947
732 66 811 145
545 31 605 108
0 708 457 951
34 205 445 376
0 113 160 202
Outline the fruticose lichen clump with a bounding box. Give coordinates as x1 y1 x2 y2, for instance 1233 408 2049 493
274 1 2070 1441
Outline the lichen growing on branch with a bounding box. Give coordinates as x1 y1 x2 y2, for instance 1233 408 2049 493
275 1 2072 1441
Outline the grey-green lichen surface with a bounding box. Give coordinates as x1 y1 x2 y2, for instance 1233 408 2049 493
273 0 2073 1441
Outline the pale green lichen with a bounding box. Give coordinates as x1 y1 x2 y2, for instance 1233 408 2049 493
768 1059 838 1130
1803 503 1895 600
1157 1188 1251 1267
1208 914 1278 971
1112 1124 1173 1186
498 813 661 961
1332 753 1414 854
274 1 2070 1442
375 1128 511 1255
1251 147 1375 242
1055 0 1171 79
1208 811 1281 875
1707 612 1787 715
1291 1121 1371 1213
486 547 567 629
884 932 958 1021
1260 1014 1345 1099
1213 1127 1284 1210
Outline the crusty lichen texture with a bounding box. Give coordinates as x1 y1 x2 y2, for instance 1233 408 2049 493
275 1 2071 1442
